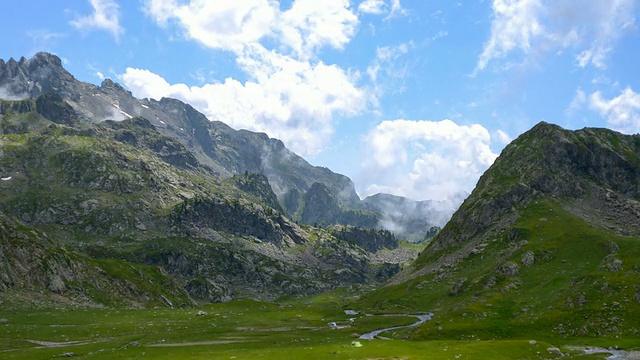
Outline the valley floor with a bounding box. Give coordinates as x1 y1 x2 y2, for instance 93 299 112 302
1 290 638 360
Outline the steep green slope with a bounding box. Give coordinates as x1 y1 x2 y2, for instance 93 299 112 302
355 122 640 340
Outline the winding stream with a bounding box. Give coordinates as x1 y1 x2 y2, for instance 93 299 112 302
359 313 433 340
568 346 639 359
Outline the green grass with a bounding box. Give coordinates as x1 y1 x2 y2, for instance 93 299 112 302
0 294 621 359
354 198 640 344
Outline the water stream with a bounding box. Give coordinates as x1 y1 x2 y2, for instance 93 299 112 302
359 313 433 340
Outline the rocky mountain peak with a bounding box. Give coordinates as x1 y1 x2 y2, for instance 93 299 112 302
29 52 64 69
0 52 75 100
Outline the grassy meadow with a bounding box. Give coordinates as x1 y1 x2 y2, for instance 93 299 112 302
0 287 631 359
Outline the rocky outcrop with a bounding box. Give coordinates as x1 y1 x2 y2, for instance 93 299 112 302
0 98 35 115
301 183 378 228
327 225 399 253
35 93 78 125
228 172 284 213
0 211 193 307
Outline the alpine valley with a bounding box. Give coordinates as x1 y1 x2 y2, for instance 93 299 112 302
1 53 639 359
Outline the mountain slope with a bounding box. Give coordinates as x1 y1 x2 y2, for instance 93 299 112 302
0 52 443 239
357 122 640 340
0 96 396 304
0 210 193 308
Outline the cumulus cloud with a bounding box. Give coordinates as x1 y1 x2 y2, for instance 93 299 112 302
361 119 499 202
131 0 367 156
590 88 640 133
476 0 637 72
143 0 358 59
386 0 408 19
144 0 276 52
367 42 411 83
279 0 359 59
121 47 365 156
70 0 124 41
565 88 587 116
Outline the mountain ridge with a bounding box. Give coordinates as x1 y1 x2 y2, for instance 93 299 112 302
0 87 404 304
358 121 640 340
0 52 444 240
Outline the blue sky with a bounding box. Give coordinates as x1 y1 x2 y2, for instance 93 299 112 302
1 0 639 204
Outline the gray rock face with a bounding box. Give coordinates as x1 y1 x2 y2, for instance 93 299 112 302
35 93 78 125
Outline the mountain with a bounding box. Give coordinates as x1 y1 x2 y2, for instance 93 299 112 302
0 52 444 240
362 193 465 242
359 122 640 339
0 93 404 305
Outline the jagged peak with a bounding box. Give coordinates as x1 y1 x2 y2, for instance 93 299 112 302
0 52 65 73
101 78 125 90
30 52 63 68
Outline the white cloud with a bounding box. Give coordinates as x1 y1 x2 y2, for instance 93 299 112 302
144 0 277 52
358 0 386 14
590 88 640 133
144 0 358 59
386 0 407 19
133 0 366 156
279 0 358 59
574 0 636 69
565 88 586 116
476 0 637 72
367 42 411 82
496 129 512 144
476 0 545 73
26 30 66 43
366 42 413 105
121 47 365 156
70 0 124 41
361 119 498 202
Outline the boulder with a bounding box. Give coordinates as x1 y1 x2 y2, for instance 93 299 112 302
497 261 520 277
